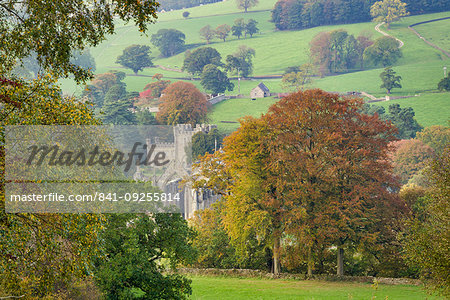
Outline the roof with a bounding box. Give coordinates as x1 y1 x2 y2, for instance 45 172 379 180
254 82 270 92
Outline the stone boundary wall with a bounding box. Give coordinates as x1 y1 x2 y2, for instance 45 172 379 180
408 17 450 59
208 95 230 105
175 268 422 286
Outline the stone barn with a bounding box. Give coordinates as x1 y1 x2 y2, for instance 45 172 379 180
250 82 270 98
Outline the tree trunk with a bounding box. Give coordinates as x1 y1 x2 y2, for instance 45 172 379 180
307 248 313 276
273 236 281 275
387 89 391 94
337 246 344 276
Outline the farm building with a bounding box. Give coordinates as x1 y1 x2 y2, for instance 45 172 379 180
250 82 270 98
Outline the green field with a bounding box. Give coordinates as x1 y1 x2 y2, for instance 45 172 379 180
189 276 442 300
59 0 450 133
209 96 279 133
413 18 450 52
374 93 449 128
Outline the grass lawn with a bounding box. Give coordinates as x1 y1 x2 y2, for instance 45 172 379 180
208 96 280 133
374 92 450 128
412 18 450 52
189 276 442 300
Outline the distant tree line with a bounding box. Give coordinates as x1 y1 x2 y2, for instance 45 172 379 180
199 19 259 44
310 29 402 75
158 0 222 11
271 0 449 30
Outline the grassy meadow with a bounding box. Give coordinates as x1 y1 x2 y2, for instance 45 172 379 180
412 18 450 52
189 276 443 300
59 0 450 133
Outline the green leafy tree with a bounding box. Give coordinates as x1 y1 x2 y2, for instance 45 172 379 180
82 71 125 107
20 50 96 79
215 24 231 42
190 202 268 269
225 46 256 78
437 74 450 91
136 109 157 125
199 25 215 44
116 44 154 75
192 128 223 159
103 83 127 105
95 213 196 299
271 0 304 30
237 0 259 12
0 0 160 83
386 103 423 139
310 30 364 75
0 75 105 298
200 64 234 95
245 19 259 37
404 147 450 297
183 47 223 76
370 0 409 29
231 18 245 39
416 125 450 155
151 29 186 57
102 97 136 125
71 49 96 73
281 63 315 91
364 36 402 67
380 67 402 94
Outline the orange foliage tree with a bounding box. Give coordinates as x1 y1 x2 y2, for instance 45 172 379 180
193 89 405 275
156 81 209 126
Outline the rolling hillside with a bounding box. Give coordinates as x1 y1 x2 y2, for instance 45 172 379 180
59 0 450 133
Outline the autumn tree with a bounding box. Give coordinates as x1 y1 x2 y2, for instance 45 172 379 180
404 147 450 297
156 81 209 125
0 75 106 298
200 64 234 95
271 0 304 30
416 125 450 156
143 74 172 99
263 89 402 276
390 139 435 185
183 47 223 76
310 30 368 75
199 25 215 44
281 63 315 91
116 44 154 75
237 0 259 12
193 89 403 275
370 0 409 29
83 71 127 107
380 67 402 94
215 24 232 42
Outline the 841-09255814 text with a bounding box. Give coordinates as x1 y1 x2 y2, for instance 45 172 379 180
9 192 181 203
